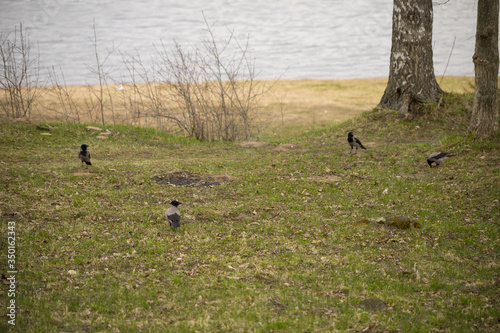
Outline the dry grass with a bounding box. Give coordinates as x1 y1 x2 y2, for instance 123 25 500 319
25 77 476 138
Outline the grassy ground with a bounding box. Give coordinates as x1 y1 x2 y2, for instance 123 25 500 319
1 79 499 332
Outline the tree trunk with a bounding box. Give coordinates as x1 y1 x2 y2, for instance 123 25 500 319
379 0 443 115
469 0 499 138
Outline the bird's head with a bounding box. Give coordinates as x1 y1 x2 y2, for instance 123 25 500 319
347 131 353 137
170 200 182 207
80 144 89 150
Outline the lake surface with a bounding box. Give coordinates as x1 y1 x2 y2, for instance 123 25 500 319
0 0 477 85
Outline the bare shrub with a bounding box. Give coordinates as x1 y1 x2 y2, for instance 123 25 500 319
85 19 118 125
120 51 180 131
0 24 42 119
44 66 81 123
153 17 274 141
121 16 276 141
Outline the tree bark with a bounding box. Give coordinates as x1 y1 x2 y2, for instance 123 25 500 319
469 0 499 138
379 0 443 115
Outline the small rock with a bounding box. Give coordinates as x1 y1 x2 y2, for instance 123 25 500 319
67 270 77 276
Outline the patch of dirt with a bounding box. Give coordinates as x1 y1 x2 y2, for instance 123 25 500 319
356 214 422 230
271 144 308 153
358 298 388 312
239 141 275 148
72 172 93 176
363 141 379 148
239 141 308 153
233 213 258 223
151 171 235 187
307 175 342 183
401 173 428 178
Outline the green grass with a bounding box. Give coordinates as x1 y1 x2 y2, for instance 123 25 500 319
0 91 499 332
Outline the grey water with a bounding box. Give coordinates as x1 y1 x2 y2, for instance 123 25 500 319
0 0 477 85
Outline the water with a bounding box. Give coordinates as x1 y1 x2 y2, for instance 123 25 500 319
0 0 477 85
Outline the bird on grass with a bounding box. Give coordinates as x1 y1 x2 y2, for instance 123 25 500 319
427 152 455 168
166 200 182 228
78 144 91 166
347 131 366 154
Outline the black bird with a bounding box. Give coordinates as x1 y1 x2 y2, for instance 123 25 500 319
347 131 366 154
166 200 182 228
427 152 455 168
78 144 91 166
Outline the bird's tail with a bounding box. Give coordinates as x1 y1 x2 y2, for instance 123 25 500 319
360 144 367 150
85 161 92 165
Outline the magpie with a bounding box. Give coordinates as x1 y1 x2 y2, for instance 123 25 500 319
427 152 455 168
347 131 366 154
166 200 182 228
78 144 92 166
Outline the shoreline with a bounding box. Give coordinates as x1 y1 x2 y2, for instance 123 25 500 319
37 76 475 89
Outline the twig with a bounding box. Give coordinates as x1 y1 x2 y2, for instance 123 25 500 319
439 36 456 85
